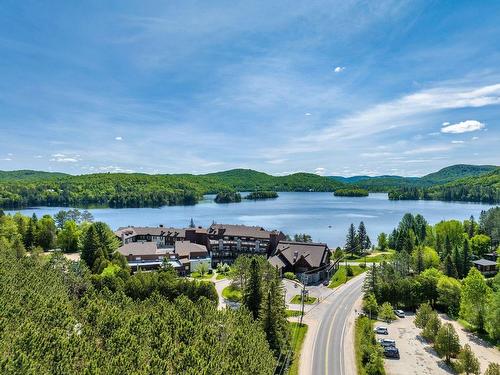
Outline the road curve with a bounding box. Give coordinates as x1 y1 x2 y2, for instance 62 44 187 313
311 275 365 375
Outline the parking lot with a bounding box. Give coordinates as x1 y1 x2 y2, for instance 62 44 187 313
377 313 500 375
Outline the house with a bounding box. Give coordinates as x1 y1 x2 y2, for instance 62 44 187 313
206 224 285 266
472 258 498 276
116 241 185 274
268 241 333 284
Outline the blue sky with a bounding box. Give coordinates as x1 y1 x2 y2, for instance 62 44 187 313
0 0 499 176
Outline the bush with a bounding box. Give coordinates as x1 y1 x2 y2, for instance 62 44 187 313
484 363 500 375
346 265 354 277
378 302 396 322
421 312 441 342
284 272 297 280
355 317 385 375
415 303 433 329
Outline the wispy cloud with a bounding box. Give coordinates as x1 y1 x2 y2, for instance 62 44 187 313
334 66 345 73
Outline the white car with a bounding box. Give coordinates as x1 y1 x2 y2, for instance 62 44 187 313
394 309 405 318
374 326 388 335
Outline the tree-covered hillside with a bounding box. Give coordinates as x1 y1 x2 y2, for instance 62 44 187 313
0 169 345 209
0 170 68 181
389 168 500 203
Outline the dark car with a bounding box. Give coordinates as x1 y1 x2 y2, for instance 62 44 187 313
377 338 396 348
383 346 400 359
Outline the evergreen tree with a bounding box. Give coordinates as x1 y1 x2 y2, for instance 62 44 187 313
357 222 368 251
444 235 452 258
484 363 500 375
189 218 195 228
468 215 475 239
259 276 289 357
243 258 262 320
436 234 444 256
453 246 463 279
457 344 480 375
24 216 36 250
462 238 471 277
345 223 358 256
435 323 461 364
422 312 441 342
415 302 433 329
442 254 458 278
415 246 424 274
81 225 100 269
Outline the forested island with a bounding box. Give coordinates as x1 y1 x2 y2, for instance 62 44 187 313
244 191 279 200
214 191 242 203
333 188 369 197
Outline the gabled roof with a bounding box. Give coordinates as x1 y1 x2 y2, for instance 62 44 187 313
274 241 329 269
207 224 279 239
473 259 497 267
175 240 208 258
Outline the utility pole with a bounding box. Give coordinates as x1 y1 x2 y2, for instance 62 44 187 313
299 278 307 326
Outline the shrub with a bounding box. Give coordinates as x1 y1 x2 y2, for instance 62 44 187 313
421 312 441 342
284 272 297 280
346 265 354 277
378 302 396 322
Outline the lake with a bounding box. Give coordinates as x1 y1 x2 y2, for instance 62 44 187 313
6 193 496 247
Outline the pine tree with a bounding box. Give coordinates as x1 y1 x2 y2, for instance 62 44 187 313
435 323 461 364
415 246 425 274
24 217 36 250
468 215 475 239
243 258 262 320
81 225 100 269
442 254 458 278
457 344 480 375
357 222 368 251
189 218 195 228
345 223 358 256
259 276 289 357
462 238 471 277
453 246 463 279
444 235 452 258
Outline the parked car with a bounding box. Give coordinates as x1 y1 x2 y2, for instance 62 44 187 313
394 309 405 318
383 346 400 359
377 338 396 348
374 326 388 335
323 280 329 286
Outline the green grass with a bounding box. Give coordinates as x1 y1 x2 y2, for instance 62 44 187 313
350 250 395 263
288 322 308 375
215 273 227 280
355 317 385 375
328 265 366 288
190 272 213 279
222 285 242 302
286 310 303 317
290 295 317 305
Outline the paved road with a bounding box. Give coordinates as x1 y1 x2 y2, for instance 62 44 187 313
310 275 365 375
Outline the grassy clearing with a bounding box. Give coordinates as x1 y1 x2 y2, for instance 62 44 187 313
190 272 213 279
351 250 395 263
288 322 308 375
222 284 242 302
329 265 366 289
286 310 303 317
215 273 228 280
290 295 317 305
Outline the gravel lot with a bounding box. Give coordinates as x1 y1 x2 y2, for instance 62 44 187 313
379 313 500 375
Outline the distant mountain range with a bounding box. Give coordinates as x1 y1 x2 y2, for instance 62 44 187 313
0 164 498 208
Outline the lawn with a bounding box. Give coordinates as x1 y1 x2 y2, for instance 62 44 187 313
351 250 395 263
290 295 317 305
328 265 366 289
286 309 303 317
288 322 308 375
190 272 213 279
222 284 242 302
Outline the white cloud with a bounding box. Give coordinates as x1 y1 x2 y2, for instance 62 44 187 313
34 155 43 159
51 153 65 157
441 120 485 134
451 140 465 144
97 165 136 173
50 153 79 163
115 136 123 141
266 158 287 164
334 66 345 73
314 167 326 175
1 158 12 161
472 136 479 140
304 112 312 116
442 122 450 126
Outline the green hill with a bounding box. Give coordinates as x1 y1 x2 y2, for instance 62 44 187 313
0 169 345 209
0 170 68 181
420 164 497 184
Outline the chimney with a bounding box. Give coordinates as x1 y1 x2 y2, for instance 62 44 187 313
121 233 125 245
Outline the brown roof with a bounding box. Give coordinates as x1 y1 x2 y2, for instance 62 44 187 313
274 241 329 269
175 240 208 258
117 242 170 257
208 224 278 239
115 226 187 239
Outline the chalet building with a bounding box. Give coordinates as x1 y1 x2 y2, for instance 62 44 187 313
472 258 498 276
206 224 285 266
116 241 185 274
269 241 334 285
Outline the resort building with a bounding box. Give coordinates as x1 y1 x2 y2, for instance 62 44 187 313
268 241 334 285
206 224 285 266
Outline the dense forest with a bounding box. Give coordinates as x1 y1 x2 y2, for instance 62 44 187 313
0 165 498 209
0 169 344 209
244 191 279 200
388 168 500 203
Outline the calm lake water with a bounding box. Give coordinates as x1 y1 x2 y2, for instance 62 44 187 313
6 193 497 248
